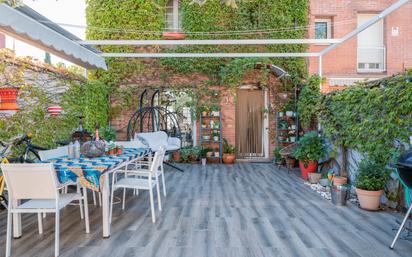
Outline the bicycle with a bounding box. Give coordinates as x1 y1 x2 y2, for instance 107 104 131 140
0 134 48 209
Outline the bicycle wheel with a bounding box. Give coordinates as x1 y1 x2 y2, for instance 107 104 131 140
23 148 41 163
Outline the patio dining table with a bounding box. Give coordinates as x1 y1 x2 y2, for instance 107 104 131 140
12 147 151 239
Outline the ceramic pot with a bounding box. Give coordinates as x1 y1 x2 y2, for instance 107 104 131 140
319 178 329 187
286 111 294 117
278 112 284 117
308 173 322 184
172 151 181 162
0 88 19 110
299 160 318 180
356 188 383 211
214 152 220 157
222 153 236 164
201 158 207 166
213 136 219 141
333 176 347 186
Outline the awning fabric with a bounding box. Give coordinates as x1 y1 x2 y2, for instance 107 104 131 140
0 3 107 70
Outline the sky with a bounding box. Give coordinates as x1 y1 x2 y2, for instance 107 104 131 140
5 0 86 65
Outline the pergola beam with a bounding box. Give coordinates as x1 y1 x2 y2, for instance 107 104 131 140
100 52 319 58
80 39 341 46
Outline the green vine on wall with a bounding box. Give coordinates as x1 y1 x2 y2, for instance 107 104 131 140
299 71 412 165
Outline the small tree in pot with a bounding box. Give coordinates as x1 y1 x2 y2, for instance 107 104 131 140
355 160 390 211
293 132 326 180
222 138 236 164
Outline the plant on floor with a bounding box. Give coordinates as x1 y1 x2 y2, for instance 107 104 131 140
293 131 326 180
273 147 284 165
180 146 201 163
222 138 236 164
355 159 390 211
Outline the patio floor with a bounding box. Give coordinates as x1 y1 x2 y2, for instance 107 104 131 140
0 163 411 257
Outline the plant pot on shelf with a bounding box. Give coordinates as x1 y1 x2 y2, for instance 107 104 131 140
172 151 181 162
214 152 220 157
286 158 296 168
211 111 220 117
333 176 347 186
0 88 19 110
286 111 294 117
201 158 207 166
308 173 322 184
222 153 236 164
163 31 186 40
299 160 318 180
356 188 383 211
213 136 219 141
278 112 284 117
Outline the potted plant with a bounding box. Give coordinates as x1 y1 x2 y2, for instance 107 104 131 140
222 139 236 164
200 147 210 166
293 132 326 180
355 160 390 211
213 132 220 142
210 105 220 116
273 148 284 165
172 150 181 162
308 172 322 184
100 126 117 142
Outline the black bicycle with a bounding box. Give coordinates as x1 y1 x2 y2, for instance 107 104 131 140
0 134 47 164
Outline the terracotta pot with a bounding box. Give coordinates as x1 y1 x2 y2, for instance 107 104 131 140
163 31 186 40
172 151 181 162
0 88 19 110
207 157 220 164
222 153 236 164
286 158 296 168
308 173 322 184
116 148 123 155
356 188 383 211
107 149 115 155
333 176 348 186
299 160 318 180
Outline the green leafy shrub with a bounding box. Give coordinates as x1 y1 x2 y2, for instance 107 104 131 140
297 75 322 129
180 146 201 162
223 139 236 154
99 126 117 142
293 131 326 164
355 160 390 191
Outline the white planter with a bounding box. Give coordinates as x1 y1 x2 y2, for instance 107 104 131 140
214 152 220 157
290 137 296 142
211 111 220 117
291 125 296 130
203 135 210 140
278 112 284 117
286 111 294 117
213 136 219 141
201 158 207 166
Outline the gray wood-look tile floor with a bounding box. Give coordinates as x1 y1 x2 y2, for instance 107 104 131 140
1 163 412 257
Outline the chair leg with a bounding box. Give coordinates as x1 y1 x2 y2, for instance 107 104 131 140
77 184 84 219
98 193 102 207
149 187 156 223
156 179 162 212
109 186 115 224
37 213 43 234
122 188 126 210
161 172 166 197
5 208 12 257
92 191 97 206
391 204 412 249
83 187 90 234
55 210 60 257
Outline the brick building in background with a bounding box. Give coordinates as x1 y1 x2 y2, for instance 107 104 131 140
308 0 412 93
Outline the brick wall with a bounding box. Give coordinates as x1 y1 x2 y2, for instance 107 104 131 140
308 0 412 80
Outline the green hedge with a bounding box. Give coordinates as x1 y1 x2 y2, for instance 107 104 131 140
299 71 412 164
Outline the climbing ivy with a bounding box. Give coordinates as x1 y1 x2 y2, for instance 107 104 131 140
298 71 412 165
297 75 322 129
86 0 308 93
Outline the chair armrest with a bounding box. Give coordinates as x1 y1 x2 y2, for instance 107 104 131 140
167 137 181 149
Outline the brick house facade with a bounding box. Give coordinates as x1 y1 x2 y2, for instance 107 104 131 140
308 0 412 93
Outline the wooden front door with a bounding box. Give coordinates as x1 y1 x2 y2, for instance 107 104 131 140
236 88 265 159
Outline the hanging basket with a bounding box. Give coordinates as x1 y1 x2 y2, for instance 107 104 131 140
162 31 186 40
48 105 63 116
0 88 19 110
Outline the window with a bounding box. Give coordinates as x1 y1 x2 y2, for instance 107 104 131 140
357 14 385 72
165 0 182 31
315 18 332 39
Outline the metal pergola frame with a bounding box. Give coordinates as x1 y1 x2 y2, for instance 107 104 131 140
79 0 409 86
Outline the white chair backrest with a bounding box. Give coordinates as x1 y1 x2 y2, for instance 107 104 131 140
1 163 59 200
39 146 68 161
114 141 144 149
150 146 165 176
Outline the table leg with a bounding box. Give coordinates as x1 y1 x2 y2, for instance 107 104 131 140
12 199 21 238
102 173 110 238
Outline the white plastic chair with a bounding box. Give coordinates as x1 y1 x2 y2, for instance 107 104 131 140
1 163 89 257
115 141 167 197
110 147 165 223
